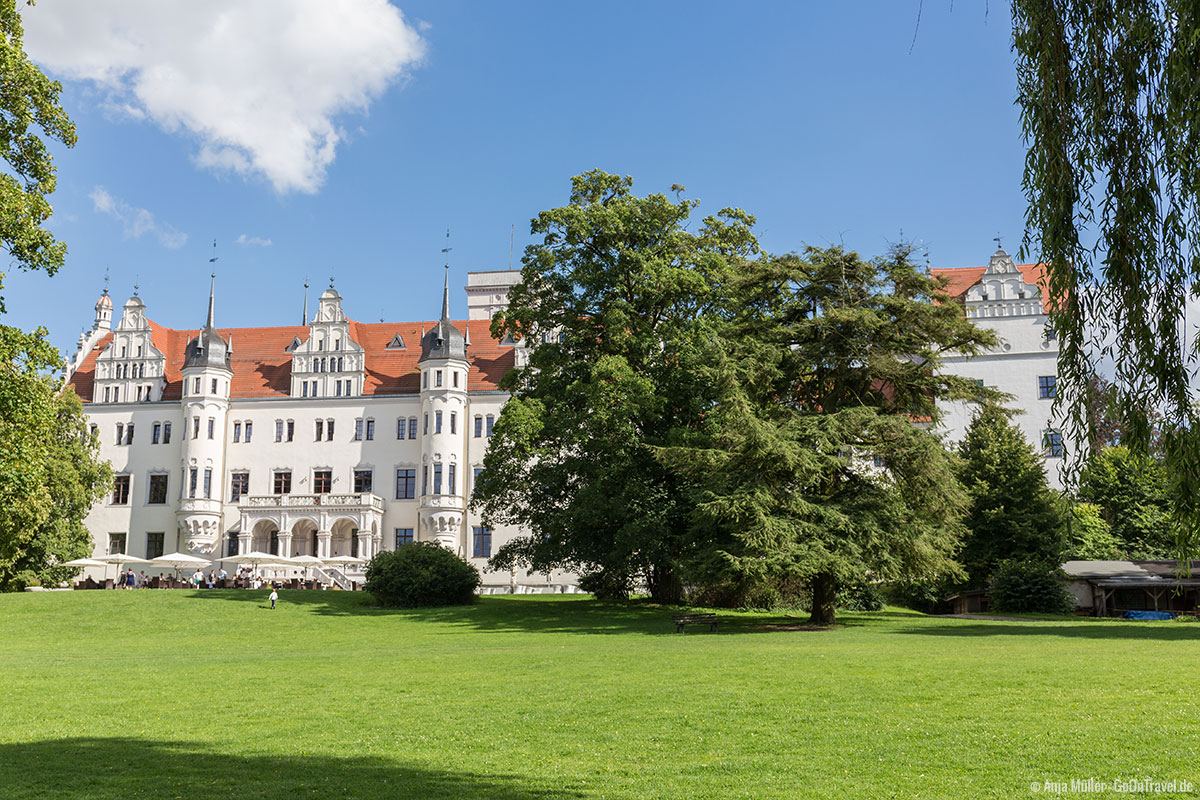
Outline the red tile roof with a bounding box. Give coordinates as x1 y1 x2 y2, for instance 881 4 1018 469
931 262 1054 308
68 319 515 402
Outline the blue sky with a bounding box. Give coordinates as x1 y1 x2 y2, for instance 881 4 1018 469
8 1 1025 355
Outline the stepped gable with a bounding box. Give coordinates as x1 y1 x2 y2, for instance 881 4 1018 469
931 261 1053 307
68 317 515 401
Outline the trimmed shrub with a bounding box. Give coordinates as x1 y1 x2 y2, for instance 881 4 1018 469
364 543 481 608
989 561 1075 614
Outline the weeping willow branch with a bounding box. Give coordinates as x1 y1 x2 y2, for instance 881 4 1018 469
1013 0 1200 557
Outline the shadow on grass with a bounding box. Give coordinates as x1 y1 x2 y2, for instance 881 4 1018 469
893 620 1200 641
0 737 582 800
184 589 792 636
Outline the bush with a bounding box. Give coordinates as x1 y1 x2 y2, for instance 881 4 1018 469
836 582 885 611
883 580 953 614
989 561 1075 614
364 543 481 608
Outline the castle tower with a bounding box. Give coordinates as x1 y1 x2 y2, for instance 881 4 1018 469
417 268 470 553
177 275 233 555
94 289 113 332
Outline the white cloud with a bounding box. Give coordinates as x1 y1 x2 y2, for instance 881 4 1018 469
235 233 273 247
22 1 426 194
89 186 187 249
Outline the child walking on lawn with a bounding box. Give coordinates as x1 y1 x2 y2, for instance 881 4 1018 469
269 587 278 610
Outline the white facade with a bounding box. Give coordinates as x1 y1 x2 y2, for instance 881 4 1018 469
68 271 570 591
465 270 521 321
934 248 1065 488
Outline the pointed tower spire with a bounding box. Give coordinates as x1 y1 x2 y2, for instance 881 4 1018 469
302 277 309 325
206 273 216 329
441 265 451 321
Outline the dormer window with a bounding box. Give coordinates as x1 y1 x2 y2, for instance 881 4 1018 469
387 334 405 349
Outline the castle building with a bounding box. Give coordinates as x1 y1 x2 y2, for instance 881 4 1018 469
932 247 1064 488
64 249 1063 586
66 268 573 590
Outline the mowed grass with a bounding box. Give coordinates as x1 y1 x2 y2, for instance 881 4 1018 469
2 592 1199 799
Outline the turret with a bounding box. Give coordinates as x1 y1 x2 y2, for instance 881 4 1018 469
94 289 113 332
417 268 470 553
177 274 233 555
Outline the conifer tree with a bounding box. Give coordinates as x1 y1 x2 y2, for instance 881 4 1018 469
955 403 1065 587
659 245 999 625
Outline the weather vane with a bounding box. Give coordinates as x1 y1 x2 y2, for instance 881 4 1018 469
329 275 335 288
994 233 1003 250
209 239 219 264
133 274 139 296
103 266 110 294
441 228 452 267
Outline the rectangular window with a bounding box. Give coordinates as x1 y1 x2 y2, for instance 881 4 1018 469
287 420 294 442
423 414 429 435
314 470 332 494
108 533 126 555
243 421 251 443
450 412 456 435
152 422 161 444
395 468 416 499
147 474 169 505
395 528 414 547
230 472 249 502
336 381 343 397
233 421 241 443
311 381 317 397
345 379 352 395
273 471 292 495
125 423 134 445
315 420 323 441
192 416 200 439
355 419 364 441
302 382 309 397
397 417 405 439
448 464 456 495
473 526 492 558
194 377 201 394
1038 375 1057 399
453 371 459 388
486 414 495 436
145 532 164 560
422 371 428 389
433 463 443 494
326 420 334 441
115 423 123 445
211 378 218 394
474 416 483 438
104 386 111 403
163 422 172 444
203 468 212 499
366 419 375 440
409 417 418 439
436 370 443 387
473 467 483 496
435 411 443 434
1043 430 1064 458
422 465 428 496
188 468 197 498
113 386 119 402
111 475 131 505
207 417 215 440
276 420 284 442
354 469 373 494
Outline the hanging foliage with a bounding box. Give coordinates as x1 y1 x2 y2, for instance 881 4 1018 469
1012 1 1200 555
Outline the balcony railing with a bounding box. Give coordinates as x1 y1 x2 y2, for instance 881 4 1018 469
241 492 384 512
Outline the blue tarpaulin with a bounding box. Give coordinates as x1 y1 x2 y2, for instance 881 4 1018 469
1123 610 1175 620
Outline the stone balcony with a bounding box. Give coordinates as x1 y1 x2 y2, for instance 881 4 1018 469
241 492 384 512
178 497 222 515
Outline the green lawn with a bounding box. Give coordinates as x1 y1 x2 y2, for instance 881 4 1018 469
1 591 1198 799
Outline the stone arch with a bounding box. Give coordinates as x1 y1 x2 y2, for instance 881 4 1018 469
329 517 359 558
250 519 277 553
291 517 319 557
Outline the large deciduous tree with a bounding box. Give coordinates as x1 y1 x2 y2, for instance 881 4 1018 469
472 171 759 602
1 0 76 311
1012 2 1200 553
1077 446 1171 559
658 245 1000 625
955 403 1065 587
0 378 111 591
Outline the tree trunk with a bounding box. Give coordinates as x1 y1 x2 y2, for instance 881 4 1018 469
648 562 683 604
808 571 837 626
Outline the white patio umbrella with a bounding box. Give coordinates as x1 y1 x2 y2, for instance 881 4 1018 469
218 551 296 579
323 555 366 567
150 552 212 580
290 555 324 580
60 557 105 568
